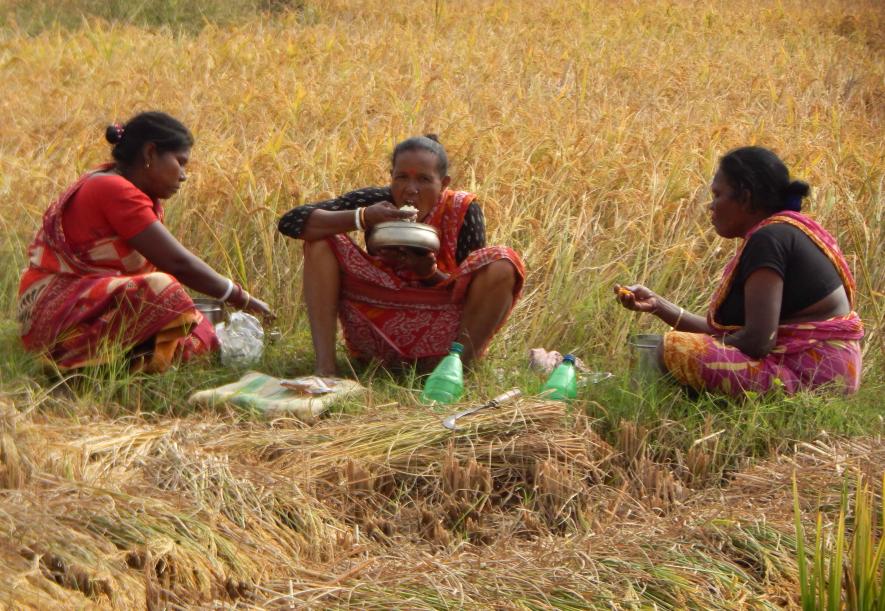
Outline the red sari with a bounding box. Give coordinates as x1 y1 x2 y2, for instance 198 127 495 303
663 211 864 395
17 167 217 371
327 189 525 363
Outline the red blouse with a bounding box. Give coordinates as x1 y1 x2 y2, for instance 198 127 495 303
61 173 160 248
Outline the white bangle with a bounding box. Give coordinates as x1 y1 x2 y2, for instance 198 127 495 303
672 307 685 330
219 278 235 301
354 207 363 231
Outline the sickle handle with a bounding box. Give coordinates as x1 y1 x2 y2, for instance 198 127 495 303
489 388 522 407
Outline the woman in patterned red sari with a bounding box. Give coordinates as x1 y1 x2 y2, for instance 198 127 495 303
615 146 863 396
18 112 272 372
279 135 525 376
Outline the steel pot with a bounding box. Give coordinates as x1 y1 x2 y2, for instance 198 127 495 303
627 333 664 384
366 221 441 254
193 297 226 325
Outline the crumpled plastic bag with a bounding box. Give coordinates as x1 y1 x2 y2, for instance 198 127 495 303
528 348 613 385
528 348 589 374
216 311 264 367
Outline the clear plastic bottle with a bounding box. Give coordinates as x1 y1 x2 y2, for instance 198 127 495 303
420 342 465 404
541 354 578 400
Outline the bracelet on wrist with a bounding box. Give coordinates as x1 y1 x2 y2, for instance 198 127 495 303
672 306 685 330
228 283 244 306
219 278 235 301
359 206 367 230
223 282 241 304
354 207 363 231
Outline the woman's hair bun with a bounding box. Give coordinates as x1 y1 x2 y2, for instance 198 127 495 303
782 180 810 212
423 133 441 143
105 123 124 144
784 180 810 198
105 112 192 166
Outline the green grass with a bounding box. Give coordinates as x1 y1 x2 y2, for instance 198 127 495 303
3 314 879 487
794 473 885 611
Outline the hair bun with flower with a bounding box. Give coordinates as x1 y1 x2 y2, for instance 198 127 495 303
105 123 125 144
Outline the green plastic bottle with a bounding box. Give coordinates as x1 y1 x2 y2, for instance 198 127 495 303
420 342 465 404
541 354 578 400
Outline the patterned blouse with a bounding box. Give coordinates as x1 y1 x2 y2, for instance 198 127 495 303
278 186 486 264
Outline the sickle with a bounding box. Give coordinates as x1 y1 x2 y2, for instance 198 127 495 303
441 389 522 430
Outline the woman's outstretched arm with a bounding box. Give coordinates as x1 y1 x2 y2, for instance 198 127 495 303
128 222 272 317
614 284 713 334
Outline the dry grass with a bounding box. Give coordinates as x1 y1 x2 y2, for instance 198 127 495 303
0 395 882 608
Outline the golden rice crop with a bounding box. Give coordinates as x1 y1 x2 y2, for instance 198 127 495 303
0 0 882 370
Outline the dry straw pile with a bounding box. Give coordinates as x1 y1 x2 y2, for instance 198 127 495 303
1 395 882 608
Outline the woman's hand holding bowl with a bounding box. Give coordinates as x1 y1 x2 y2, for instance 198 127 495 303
363 201 417 229
378 247 436 277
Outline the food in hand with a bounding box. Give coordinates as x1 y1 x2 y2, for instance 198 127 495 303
616 284 634 299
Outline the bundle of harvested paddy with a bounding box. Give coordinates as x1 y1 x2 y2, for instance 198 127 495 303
3 391 881 608
0 489 146 608
250 400 620 540
0 407 345 607
251 438 885 610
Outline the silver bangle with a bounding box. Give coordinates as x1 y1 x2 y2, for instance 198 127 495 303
354 207 363 231
672 307 685 330
219 278 235 301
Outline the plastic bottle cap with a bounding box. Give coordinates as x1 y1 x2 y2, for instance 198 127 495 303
563 354 576 364
450 342 464 354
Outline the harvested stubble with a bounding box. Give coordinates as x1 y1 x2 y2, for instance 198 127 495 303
1 396 882 609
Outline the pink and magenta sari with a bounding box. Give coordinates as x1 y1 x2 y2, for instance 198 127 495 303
17 168 217 371
663 211 864 396
326 189 525 363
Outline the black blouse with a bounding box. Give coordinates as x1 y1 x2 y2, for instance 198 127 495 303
715 223 844 326
278 186 486 264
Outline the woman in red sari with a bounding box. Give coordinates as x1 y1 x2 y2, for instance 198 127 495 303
278 135 525 376
18 112 271 372
615 146 863 396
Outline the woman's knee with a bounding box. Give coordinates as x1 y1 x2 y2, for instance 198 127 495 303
476 260 517 291
142 271 178 292
303 239 337 265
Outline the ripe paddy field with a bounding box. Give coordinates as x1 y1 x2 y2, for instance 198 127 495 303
0 0 882 608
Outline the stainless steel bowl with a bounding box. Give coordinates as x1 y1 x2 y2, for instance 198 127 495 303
366 221 440 254
193 297 226 325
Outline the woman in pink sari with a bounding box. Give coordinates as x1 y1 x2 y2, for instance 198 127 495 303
616 146 863 396
18 112 272 372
